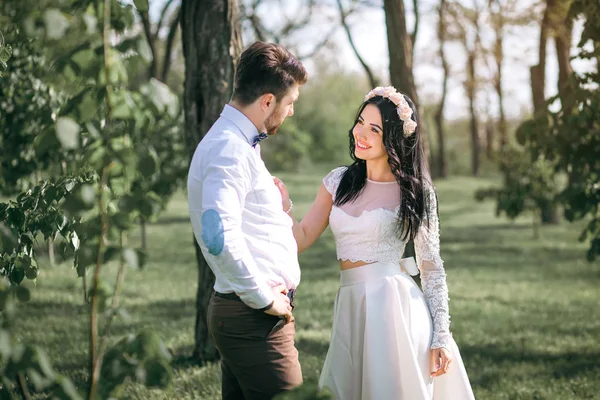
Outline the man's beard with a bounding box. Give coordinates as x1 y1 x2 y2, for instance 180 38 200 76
264 108 284 136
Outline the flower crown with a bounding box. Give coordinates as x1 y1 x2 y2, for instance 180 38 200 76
364 86 417 137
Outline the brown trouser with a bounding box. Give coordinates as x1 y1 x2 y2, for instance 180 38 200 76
207 292 303 400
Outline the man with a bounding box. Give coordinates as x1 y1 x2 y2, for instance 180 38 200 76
187 41 308 399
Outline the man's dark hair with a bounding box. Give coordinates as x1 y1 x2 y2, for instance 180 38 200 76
232 42 308 105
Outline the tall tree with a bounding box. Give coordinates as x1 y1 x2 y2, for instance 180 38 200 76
489 0 508 150
384 0 431 164
530 1 550 116
434 0 449 178
548 0 574 107
181 0 243 363
448 0 483 176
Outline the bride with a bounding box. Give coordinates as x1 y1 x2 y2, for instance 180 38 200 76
274 87 475 399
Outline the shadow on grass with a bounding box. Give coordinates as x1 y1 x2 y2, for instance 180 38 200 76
296 337 329 358
462 344 600 385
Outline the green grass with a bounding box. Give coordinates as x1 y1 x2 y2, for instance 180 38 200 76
13 170 600 399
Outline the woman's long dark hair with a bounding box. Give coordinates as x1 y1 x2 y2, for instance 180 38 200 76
334 93 434 241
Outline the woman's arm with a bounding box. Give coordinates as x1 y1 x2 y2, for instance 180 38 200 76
414 185 451 350
274 178 333 253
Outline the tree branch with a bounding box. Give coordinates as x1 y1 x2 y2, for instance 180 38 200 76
298 25 337 60
162 6 181 83
410 0 420 50
336 0 379 88
155 0 176 39
241 0 272 42
139 10 158 78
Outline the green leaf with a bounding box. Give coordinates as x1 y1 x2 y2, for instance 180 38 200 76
103 246 121 263
123 248 140 269
10 268 25 285
52 374 84 400
136 37 152 63
0 291 8 311
26 266 39 280
0 44 12 63
141 79 179 118
133 0 149 12
0 330 12 359
136 359 172 388
118 195 136 213
110 90 135 120
71 49 96 74
82 12 98 35
16 286 31 302
80 184 96 206
34 129 62 158
56 117 80 149
112 212 134 231
43 9 70 40
138 147 159 179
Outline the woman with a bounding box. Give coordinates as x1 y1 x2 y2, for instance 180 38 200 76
274 87 475 399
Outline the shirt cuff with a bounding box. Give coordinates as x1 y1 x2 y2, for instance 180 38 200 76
238 284 275 310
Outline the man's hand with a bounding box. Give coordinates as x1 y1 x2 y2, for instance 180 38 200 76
430 347 452 377
273 177 291 212
263 284 293 323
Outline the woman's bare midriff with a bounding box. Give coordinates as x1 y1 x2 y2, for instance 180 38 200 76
340 260 375 271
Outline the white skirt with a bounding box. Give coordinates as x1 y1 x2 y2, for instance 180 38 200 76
318 261 475 400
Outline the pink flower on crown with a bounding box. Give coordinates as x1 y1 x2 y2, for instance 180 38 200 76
399 108 413 121
382 87 396 98
399 101 412 117
403 119 417 136
388 93 403 105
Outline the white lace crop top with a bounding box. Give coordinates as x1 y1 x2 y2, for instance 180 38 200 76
323 166 451 349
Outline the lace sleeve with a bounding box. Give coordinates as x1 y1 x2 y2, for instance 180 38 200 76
322 167 347 200
414 183 451 349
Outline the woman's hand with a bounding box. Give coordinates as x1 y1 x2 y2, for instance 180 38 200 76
430 347 452 377
273 176 291 212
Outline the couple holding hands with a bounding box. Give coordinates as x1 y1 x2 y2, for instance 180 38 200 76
188 41 475 400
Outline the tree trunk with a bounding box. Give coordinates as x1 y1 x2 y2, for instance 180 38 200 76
140 219 147 251
551 0 573 109
485 119 494 158
467 51 480 176
48 238 55 266
434 0 448 178
541 0 572 225
384 0 431 166
181 0 243 363
531 2 549 116
490 0 507 149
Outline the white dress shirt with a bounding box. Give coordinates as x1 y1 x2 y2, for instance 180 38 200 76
187 105 300 309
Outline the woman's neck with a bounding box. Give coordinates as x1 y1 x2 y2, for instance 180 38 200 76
365 158 396 182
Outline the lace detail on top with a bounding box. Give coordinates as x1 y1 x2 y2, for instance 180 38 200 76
323 166 347 200
414 186 451 349
324 167 452 350
330 206 405 264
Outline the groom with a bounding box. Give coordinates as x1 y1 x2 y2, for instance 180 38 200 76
187 42 308 399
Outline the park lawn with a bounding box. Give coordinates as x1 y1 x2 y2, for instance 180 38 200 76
13 170 600 400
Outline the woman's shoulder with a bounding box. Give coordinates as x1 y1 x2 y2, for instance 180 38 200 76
323 166 349 194
326 166 349 179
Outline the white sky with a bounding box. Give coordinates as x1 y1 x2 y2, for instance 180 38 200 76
145 0 594 120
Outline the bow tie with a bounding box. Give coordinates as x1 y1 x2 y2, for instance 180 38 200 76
252 132 268 148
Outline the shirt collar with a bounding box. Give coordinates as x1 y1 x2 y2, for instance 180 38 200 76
220 104 260 145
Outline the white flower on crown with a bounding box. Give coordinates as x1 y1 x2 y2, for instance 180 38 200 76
364 86 418 137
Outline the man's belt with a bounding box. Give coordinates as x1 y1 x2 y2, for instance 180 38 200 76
215 289 296 309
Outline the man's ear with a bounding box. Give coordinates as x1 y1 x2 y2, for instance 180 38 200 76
259 93 276 112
